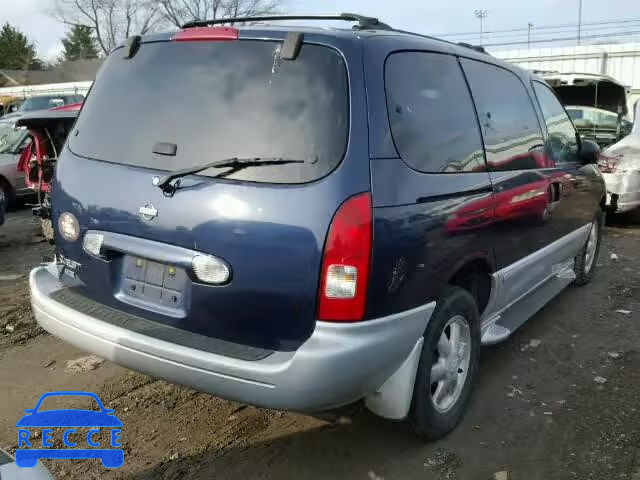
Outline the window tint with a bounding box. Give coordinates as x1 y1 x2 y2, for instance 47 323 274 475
533 82 579 165
461 59 547 171
385 52 485 173
70 40 349 184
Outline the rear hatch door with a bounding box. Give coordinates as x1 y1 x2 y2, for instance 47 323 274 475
54 29 369 352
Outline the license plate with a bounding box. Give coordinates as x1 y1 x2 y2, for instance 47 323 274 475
121 256 187 309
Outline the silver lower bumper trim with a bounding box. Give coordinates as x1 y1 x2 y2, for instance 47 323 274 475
30 265 434 413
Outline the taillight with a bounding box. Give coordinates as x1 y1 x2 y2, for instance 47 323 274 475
318 193 372 322
172 27 239 42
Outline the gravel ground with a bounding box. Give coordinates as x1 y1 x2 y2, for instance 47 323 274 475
0 208 639 480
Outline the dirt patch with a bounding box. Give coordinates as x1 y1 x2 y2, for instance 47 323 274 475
0 278 45 349
0 210 51 350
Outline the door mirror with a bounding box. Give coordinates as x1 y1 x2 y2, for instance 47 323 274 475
579 139 600 165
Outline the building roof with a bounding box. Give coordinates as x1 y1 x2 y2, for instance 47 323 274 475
0 59 102 88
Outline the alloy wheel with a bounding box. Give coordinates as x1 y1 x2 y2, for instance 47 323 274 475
429 315 472 413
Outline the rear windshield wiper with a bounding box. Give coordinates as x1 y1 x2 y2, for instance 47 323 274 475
154 157 306 190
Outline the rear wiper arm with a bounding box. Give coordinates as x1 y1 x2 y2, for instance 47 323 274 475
154 157 306 190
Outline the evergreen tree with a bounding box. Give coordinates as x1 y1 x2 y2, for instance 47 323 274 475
60 25 98 62
0 23 40 70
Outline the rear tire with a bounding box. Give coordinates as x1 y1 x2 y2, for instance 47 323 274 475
574 211 604 286
408 286 481 440
0 183 6 226
0 180 9 212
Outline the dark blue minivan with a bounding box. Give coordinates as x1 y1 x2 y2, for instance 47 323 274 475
30 14 605 438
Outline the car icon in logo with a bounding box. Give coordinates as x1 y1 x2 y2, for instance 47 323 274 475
15 391 123 468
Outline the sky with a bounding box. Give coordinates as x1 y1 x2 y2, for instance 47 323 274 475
1 0 640 61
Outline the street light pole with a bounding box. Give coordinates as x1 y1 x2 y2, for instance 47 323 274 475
528 22 534 49
577 0 583 45
474 9 488 45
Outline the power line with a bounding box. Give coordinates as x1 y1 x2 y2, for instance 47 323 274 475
435 17 640 37
482 29 640 48
451 22 640 41
451 22 640 43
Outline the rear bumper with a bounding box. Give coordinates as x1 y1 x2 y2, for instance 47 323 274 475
30 265 434 412
602 172 640 213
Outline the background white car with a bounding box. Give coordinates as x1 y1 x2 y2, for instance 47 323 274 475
600 101 640 220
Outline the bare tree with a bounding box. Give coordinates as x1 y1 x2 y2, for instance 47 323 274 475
157 0 282 27
52 0 164 55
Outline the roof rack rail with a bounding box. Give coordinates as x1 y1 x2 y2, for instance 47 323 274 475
379 28 492 55
181 13 391 31
457 42 488 54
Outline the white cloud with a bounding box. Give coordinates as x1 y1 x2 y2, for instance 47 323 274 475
2 0 67 61
44 41 64 62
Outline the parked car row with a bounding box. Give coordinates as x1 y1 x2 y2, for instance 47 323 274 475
27 14 606 439
0 101 82 234
0 94 83 120
0 96 24 118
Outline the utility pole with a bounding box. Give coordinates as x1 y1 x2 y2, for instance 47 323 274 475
577 0 583 45
528 22 534 49
474 9 488 45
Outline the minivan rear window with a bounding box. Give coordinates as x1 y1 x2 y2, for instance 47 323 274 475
69 39 349 184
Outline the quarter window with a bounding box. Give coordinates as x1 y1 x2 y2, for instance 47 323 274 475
461 59 548 171
385 52 485 173
533 82 579 165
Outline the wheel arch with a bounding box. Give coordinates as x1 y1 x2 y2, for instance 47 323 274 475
445 254 495 316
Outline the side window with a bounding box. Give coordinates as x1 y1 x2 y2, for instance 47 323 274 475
567 109 582 121
461 59 547 171
17 133 31 153
385 52 485 173
532 82 579 165
596 110 617 128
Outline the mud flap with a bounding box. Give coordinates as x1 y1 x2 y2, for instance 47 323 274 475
365 337 424 420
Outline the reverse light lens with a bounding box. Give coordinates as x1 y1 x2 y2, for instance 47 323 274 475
83 232 104 256
192 254 230 284
58 212 79 241
325 265 358 298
